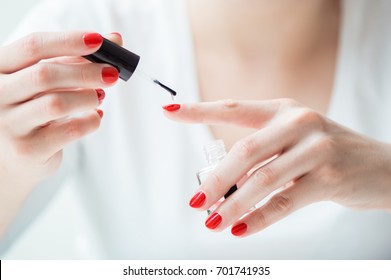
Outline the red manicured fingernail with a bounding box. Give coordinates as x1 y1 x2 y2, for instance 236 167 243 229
96 89 105 101
189 191 206 208
231 223 247 237
205 213 222 230
96 109 104 118
111 32 122 39
102 67 119 83
162 104 181 112
83 33 103 48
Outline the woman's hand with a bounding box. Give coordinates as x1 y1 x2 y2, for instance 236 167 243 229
0 31 121 235
164 99 391 237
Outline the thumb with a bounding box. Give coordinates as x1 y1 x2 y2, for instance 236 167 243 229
104 32 123 46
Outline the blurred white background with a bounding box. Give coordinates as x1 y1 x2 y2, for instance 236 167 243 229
0 0 95 259
0 0 39 41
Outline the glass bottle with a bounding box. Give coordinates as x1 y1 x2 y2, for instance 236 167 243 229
196 140 237 215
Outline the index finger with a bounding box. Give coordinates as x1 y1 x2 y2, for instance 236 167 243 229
189 117 297 213
0 31 103 74
163 99 281 129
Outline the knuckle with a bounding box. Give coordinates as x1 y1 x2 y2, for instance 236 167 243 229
255 211 268 229
252 166 276 189
57 32 74 50
308 135 336 155
31 63 53 87
22 32 43 57
277 98 299 112
65 120 84 140
42 95 66 117
13 139 33 158
280 98 298 108
233 137 257 160
226 196 242 216
270 194 293 214
207 172 225 191
79 64 91 84
291 109 324 130
222 99 239 108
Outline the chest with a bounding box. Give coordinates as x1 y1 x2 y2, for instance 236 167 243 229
195 54 336 148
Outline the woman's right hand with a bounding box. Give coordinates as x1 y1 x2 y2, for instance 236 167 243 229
0 31 121 235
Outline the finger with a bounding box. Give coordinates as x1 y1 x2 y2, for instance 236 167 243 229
0 31 103 74
230 176 322 237
163 99 282 129
46 32 123 65
8 88 103 135
46 56 87 65
204 143 314 231
104 32 123 47
190 122 296 212
1 63 118 104
29 110 103 161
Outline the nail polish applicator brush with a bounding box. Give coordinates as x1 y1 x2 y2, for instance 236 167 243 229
84 38 177 99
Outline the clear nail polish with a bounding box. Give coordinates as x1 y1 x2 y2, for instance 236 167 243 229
196 140 237 215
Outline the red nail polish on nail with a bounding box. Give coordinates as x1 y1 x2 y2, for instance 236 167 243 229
96 109 104 118
231 223 247 237
189 191 206 208
83 33 103 48
102 67 119 83
205 213 222 230
96 89 105 102
162 104 181 112
111 32 122 39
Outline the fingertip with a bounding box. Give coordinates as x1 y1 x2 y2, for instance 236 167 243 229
189 191 206 208
96 88 105 103
101 67 119 84
205 212 223 230
110 32 122 39
104 32 123 47
162 103 200 124
162 104 181 112
83 32 103 48
231 223 248 237
96 109 104 119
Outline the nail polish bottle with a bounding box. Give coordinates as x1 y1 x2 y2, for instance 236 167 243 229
196 140 237 215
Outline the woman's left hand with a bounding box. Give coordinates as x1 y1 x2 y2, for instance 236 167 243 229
163 99 391 237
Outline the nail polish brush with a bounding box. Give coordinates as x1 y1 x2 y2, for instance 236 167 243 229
84 38 177 99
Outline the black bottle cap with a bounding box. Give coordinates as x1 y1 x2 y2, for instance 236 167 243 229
84 38 140 81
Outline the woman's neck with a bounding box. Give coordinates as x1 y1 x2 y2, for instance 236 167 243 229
188 0 340 65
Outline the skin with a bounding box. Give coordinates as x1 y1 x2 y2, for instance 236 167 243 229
0 32 122 237
165 100 391 236
188 0 340 148
163 0 391 236
1 0 390 242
